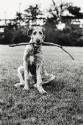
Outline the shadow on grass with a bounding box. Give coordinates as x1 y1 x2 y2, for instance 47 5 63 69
43 79 65 94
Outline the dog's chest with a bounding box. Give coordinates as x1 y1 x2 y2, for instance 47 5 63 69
28 48 42 80
28 48 42 65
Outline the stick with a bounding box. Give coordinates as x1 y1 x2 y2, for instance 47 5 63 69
9 42 74 60
43 42 62 48
60 47 74 60
9 42 61 47
9 43 30 47
43 42 74 60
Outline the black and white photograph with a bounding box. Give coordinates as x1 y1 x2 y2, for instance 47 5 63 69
0 0 83 124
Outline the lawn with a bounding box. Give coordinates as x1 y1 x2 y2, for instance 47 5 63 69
0 45 83 125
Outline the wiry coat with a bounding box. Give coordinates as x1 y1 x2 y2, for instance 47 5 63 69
15 27 55 94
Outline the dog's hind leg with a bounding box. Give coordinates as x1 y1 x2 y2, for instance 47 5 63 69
41 66 55 84
14 66 24 87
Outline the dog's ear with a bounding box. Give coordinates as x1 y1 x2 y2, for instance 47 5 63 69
27 27 33 37
42 27 45 40
42 27 45 34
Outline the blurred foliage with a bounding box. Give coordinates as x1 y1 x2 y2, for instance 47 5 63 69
44 23 83 46
68 6 83 18
24 4 43 25
0 24 30 44
0 2 83 46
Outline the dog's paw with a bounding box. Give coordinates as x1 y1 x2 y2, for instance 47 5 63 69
14 83 24 87
50 74 55 80
23 86 29 90
39 89 47 94
37 86 47 94
33 84 37 88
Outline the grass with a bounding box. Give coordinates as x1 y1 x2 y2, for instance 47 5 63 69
0 45 83 125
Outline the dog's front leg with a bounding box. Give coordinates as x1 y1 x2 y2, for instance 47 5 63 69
36 65 47 94
23 61 30 90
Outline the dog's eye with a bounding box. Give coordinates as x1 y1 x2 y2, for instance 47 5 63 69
39 32 42 35
33 32 36 35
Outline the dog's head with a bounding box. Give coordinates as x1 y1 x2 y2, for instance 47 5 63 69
28 26 45 47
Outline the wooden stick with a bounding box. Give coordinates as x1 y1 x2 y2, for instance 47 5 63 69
9 43 30 47
43 42 74 60
9 42 75 60
9 42 61 47
60 46 74 60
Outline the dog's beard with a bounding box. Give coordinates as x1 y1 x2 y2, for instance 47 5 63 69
31 43 41 54
32 42 41 48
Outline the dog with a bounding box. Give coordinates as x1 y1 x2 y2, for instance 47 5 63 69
15 26 55 94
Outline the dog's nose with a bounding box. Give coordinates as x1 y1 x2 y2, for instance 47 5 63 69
36 39 40 44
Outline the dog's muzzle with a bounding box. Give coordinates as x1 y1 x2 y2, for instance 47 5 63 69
36 39 41 45
32 39 42 47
